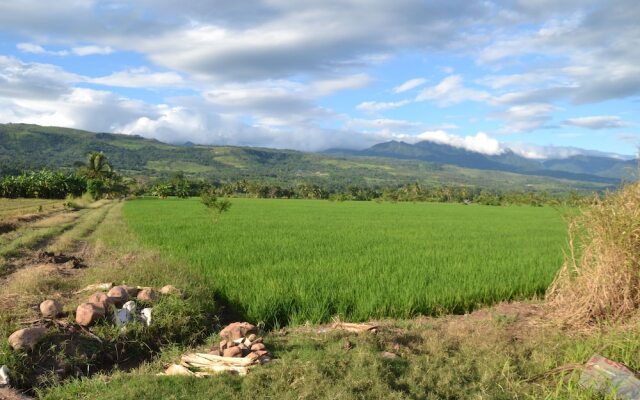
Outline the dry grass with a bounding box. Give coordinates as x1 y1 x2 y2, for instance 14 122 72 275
546 182 640 327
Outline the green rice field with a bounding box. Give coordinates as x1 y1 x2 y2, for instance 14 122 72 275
124 198 568 326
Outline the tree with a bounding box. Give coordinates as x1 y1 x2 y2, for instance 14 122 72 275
201 188 232 215
76 152 126 199
79 152 113 179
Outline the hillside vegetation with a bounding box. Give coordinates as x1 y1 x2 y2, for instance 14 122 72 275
0 123 623 192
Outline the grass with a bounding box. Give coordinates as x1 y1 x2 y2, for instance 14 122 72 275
0 198 65 219
0 197 634 399
39 307 640 400
123 198 568 326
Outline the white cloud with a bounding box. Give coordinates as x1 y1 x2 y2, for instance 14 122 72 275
497 103 556 132
416 75 490 106
17 42 114 56
71 45 113 56
356 100 410 114
91 68 184 88
17 42 68 56
414 131 504 155
393 78 427 93
563 115 629 129
310 74 372 96
347 118 420 131
17 43 46 54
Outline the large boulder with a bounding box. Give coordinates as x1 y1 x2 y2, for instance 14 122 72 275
219 322 257 341
75 303 105 326
107 286 129 307
8 326 47 351
39 299 63 318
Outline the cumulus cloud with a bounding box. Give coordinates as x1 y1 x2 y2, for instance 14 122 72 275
563 116 630 130
393 78 427 93
414 131 504 155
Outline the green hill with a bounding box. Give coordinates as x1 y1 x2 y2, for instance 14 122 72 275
0 123 622 192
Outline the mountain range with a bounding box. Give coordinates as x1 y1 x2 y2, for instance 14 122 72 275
0 123 635 192
325 140 636 185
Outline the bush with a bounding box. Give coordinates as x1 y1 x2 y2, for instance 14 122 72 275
201 189 232 215
0 170 86 199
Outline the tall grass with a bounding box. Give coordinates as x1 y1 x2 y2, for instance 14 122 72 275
547 182 640 326
124 198 567 326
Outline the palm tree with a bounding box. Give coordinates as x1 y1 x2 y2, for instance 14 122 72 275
79 152 113 179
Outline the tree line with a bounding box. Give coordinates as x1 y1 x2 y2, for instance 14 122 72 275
0 152 591 206
0 152 127 199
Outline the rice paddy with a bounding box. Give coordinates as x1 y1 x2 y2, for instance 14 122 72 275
124 198 568 326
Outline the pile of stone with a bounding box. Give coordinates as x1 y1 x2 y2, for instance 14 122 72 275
75 284 166 327
6 284 179 352
161 322 271 377
212 322 270 360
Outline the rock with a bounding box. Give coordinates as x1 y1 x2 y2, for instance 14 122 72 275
219 322 257 341
88 292 112 312
0 365 9 387
246 350 271 363
140 307 152 326
381 351 398 359
107 286 129 307
159 285 179 295
223 346 243 358
75 303 105 326
209 349 221 356
250 342 266 352
136 288 159 302
122 285 139 297
8 326 47 351
219 340 228 350
39 299 63 318
247 333 257 342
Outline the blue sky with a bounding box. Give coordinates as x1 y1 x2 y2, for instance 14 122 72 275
0 0 638 158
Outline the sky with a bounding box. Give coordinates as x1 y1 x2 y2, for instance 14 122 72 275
0 0 638 159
